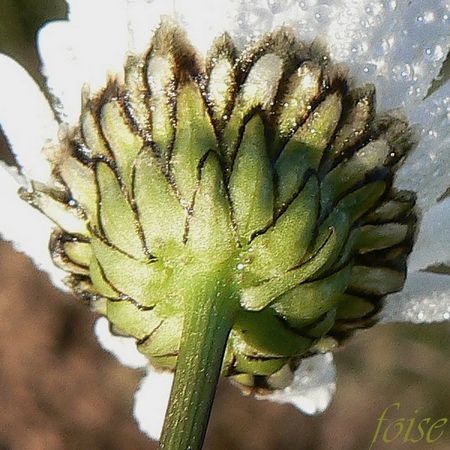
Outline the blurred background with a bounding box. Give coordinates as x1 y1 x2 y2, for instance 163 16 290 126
0 1 449 449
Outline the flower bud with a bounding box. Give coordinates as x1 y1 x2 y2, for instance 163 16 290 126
22 24 416 392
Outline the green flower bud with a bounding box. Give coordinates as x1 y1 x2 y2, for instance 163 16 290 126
21 24 416 392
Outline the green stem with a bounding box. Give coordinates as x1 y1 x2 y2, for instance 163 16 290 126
159 274 237 450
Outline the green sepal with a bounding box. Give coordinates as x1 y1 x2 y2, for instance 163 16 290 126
137 316 183 358
208 58 235 121
207 42 236 123
89 257 120 299
150 355 177 371
146 55 175 160
329 85 375 159
293 91 342 167
321 140 390 213
63 241 92 267
249 176 319 278
277 61 322 137
186 152 236 263
100 100 143 190
364 197 415 223
335 294 375 319
240 226 339 311
349 266 405 296
91 235 166 307
303 308 337 338
229 115 273 243
59 157 98 226
107 300 161 340
232 349 288 376
275 136 316 208
349 223 409 254
49 235 90 276
222 53 284 162
133 149 186 256
124 55 152 138
275 90 343 207
171 82 218 204
272 265 352 329
81 108 111 158
334 180 387 223
96 162 146 259
20 188 88 237
233 309 312 357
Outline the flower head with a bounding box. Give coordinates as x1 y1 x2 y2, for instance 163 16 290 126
0 0 449 444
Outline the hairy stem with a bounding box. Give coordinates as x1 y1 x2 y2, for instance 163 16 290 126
159 272 237 450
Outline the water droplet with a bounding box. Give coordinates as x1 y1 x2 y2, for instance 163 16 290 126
313 5 330 24
423 11 435 23
237 8 273 37
425 45 444 61
266 0 294 14
236 263 245 270
392 63 414 81
362 64 377 76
